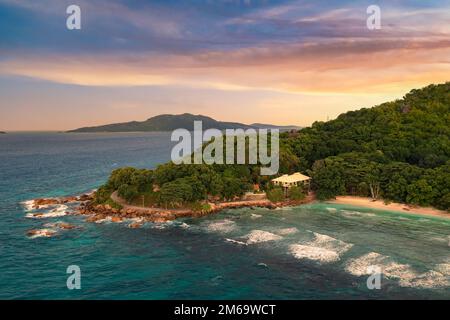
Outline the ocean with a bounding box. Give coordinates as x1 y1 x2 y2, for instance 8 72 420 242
0 132 449 299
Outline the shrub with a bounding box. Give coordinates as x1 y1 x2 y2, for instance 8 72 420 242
159 179 193 208
289 186 305 201
94 185 114 204
189 202 212 213
267 187 285 202
118 184 139 203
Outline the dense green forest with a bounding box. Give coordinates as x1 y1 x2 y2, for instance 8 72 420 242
95 82 449 211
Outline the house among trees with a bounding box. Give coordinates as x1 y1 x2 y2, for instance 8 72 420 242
271 173 311 193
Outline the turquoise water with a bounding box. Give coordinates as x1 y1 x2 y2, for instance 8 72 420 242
0 133 449 299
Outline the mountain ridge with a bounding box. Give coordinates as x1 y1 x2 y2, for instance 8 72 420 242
68 113 301 133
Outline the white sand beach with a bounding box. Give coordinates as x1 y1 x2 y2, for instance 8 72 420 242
329 196 449 219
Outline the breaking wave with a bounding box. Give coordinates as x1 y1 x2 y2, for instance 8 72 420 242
225 238 248 246
345 252 449 289
245 230 283 244
27 228 57 239
276 227 298 236
289 232 353 263
21 200 35 212
341 210 376 218
206 219 237 233
25 205 69 219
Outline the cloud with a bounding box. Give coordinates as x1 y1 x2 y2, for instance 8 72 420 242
0 0 449 94
1 36 449 94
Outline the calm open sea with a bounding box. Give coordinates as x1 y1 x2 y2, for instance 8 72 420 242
0 132 449 299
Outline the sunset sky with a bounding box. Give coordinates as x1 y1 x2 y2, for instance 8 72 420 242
0 0 449 131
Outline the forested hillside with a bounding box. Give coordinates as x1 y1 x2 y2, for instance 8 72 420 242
282 82 449 209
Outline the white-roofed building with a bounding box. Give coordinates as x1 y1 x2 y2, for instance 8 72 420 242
271 172 311 193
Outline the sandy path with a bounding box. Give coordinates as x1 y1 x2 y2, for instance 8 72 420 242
110 191 190 214
110 192 275 215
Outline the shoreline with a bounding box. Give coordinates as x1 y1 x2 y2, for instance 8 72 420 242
25 194 449 228
328 196 449 219
77 191 317 223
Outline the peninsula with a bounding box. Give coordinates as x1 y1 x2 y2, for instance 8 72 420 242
81 82 449 223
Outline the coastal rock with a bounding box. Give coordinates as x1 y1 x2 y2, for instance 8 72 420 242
119 209 127 216
78 194 93 202
111 216 123 223
27 229 57 238
33 198 60 207
31 213 45 218
57 222 77 230
128 222 143 229
152 216 170 223
43 222 77 230
62 196 78 203
86 214 105 223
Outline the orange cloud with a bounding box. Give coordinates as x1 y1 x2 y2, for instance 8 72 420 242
1 37 449 95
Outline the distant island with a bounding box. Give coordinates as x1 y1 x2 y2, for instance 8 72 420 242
0 131 6 134
68 113 302 133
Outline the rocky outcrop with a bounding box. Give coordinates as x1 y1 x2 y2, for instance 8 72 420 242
111 216 123 223
56 222 77 230
33 198 60 207
68 191 315 225
31 194 94 209
128 222 143 229
26 229 57 238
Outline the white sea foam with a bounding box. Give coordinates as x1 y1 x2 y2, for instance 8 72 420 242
250 213 262 219
326 207 337 213
152 221 175 229
22 199 58 211
290 245 340 263
399 270 449 289
345 252 449 289
345 252 414 279
95 216 112 224
341 210 375 218
276 227 298 236
225 238 248 246
206 220 236 233
25 205 69 219
257 263 268 268
27 228 57 239
274 207 292 211
245 230 283 244
43 221 67 228
289 232 353 264
21 200 35 211
179 222 190 229
435 257 450 276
